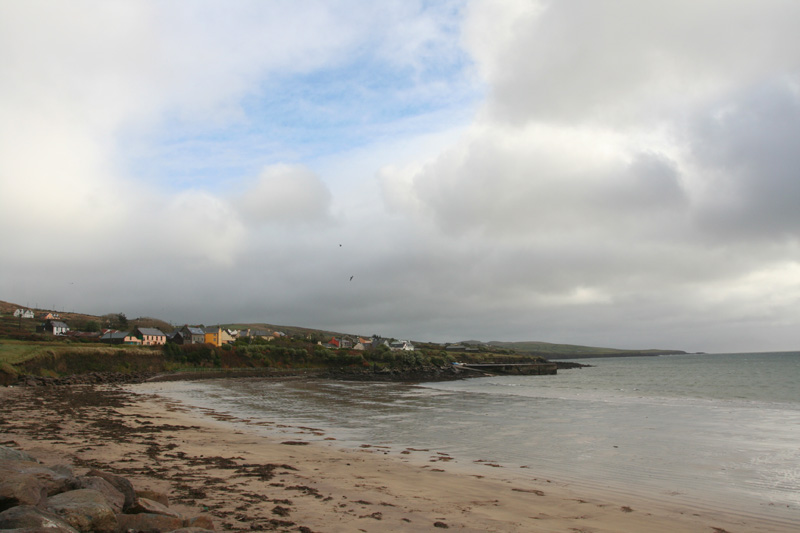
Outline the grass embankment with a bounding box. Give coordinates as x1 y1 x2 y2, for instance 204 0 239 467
0 341 166 376
0 339 58 365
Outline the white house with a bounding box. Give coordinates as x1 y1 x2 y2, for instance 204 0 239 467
13 308 35 319
389 340 415 351
42 320 69 335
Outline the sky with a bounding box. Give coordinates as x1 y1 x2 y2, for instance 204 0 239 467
2 0 800 353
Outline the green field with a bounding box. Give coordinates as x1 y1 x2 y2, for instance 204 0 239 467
0 340 158 366
0 340 60 365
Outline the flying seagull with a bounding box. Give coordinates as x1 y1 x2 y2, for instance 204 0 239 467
350 276 354 281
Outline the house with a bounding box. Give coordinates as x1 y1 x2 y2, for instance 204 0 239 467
445 344 467 352
41 320 69 335
178 325 205 344
327 337 340 348
100 331 142 345
353 337 374 351
251 329 273 340
13 309 35 319
204 326 222 347
41 312 60 320
389 340 415 351
220 329 236 345
370 337 391 350
132 326 166 346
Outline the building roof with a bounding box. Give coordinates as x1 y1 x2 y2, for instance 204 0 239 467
101 331 130 340
136 327 165 337
48 321 69 329
182 326 205 335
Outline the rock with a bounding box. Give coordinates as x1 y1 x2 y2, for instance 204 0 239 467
0 504 79 532
184 514 215 530
0 472 46 510
0 445 36 462
86 469 136 512
171 528 216 532
0 460 74 511
47 489 117 533
128 496 183 518
135 488 169 507
51 464 77 479
75 476 125 514
115 512 183 532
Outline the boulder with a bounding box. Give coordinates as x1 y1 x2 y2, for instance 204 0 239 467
0 470 47 510
0 460 76 496
115 512 183 532
47 489 117 533
184 514 215 530
135 488 170 507
0 445 36 462
128 496 183 518
75 476 125 513
0 460 75 511
0 504 79 532
86 469 136 511
51 463 77 479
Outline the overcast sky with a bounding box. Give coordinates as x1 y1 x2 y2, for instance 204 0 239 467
3 1 800 353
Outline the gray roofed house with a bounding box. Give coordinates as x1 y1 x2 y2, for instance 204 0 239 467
389 340 415 351
179 325 206 344
40 320 69 335
132 326 166 346
100 331 142 345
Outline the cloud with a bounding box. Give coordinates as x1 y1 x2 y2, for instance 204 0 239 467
371 0 800 351
464 0 800 126
237 164 334 226
688 79 800 240
383 123 687 238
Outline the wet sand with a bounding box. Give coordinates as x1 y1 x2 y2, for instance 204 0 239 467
1 383 795 532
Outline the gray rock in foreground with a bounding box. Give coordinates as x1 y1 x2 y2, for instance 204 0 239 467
0 446 215 532
47 488 117 533
0 445 36 463
0 504 79 532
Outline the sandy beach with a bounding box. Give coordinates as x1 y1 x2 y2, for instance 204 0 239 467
1 381 795 532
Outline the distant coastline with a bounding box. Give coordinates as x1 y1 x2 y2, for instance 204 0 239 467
545 350 686 360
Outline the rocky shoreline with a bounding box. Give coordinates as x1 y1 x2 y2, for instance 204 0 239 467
0 444 215 532
3 364 487 388
2 357 591 388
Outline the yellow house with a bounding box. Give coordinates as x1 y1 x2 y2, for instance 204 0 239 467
204 326 222 347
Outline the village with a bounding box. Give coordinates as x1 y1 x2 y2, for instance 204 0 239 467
9 307 417 353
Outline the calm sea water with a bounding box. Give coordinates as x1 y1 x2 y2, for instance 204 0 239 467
136 352 800 524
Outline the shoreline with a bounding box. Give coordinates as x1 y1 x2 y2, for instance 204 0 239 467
2 383 796 532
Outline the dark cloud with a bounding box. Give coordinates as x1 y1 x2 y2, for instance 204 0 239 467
689 79 800 240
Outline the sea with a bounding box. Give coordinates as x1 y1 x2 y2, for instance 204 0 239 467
135 352 800 526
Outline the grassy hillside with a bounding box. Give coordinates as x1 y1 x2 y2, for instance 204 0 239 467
487 340 683 357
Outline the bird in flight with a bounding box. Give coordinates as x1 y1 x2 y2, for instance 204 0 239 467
350 276 354 281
